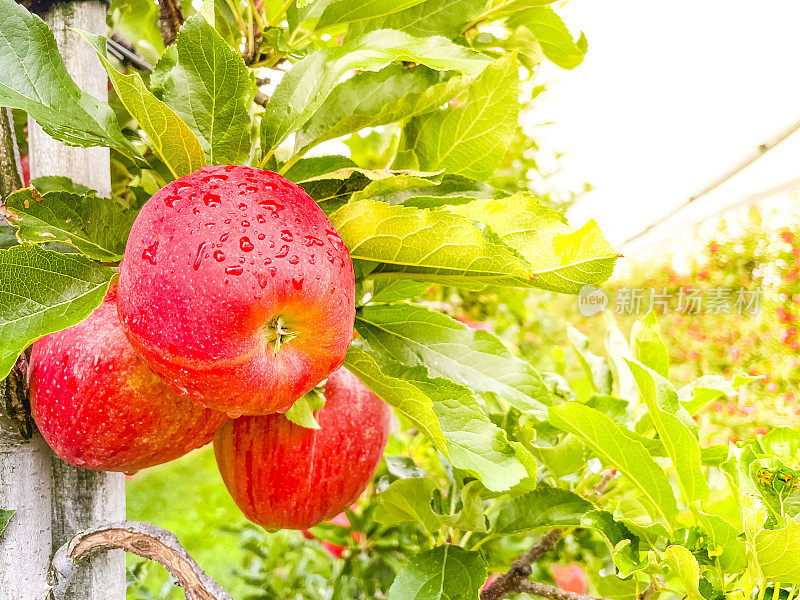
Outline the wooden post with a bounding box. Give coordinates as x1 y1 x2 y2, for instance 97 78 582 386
0 359 54 600
26 1 127 599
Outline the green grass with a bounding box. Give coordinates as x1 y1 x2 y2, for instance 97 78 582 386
125 446 250 598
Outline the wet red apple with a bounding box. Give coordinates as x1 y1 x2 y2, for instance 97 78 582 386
214 368 392 529
29 287 227 473
551 565 587 594
117 165 355 416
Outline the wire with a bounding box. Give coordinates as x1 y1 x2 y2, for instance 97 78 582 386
623 116 800 246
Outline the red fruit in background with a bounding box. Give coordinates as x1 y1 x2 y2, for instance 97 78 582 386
117 166 355 416
322 540 346 557
551 565 587 594
29 287 226 472
214 368 392 529
20 154 30 187
455 315 494 333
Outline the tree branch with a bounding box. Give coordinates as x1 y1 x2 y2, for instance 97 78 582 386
0 108 22 202
482 469 619 600
50 521 232 600
158 0 184 46
516 579 610 600
480 529 563 600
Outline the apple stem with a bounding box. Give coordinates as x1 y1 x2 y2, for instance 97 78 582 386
263 315 298 353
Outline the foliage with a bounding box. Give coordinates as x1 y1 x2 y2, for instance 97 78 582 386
2 1 797 600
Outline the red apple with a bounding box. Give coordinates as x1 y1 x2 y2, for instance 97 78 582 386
214 368 392 529
117 165 355 416
551 565 587 594
20 154 29 187
29 287 227 473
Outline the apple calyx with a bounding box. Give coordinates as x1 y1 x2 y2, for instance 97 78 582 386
262 315 298 353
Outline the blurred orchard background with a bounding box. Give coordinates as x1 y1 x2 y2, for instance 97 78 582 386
122 0 800 598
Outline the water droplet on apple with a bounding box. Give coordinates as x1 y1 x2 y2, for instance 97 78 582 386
226 265 243 276
308 255 316 264
142 240 158 265
269 267 277 277
204 222 216 227
192 206 200 215
240 237 254 252
213 249 226 262
220 232 229 242
193 242 207 271
263 258 271 265
288 255 299 265
292 276 303 289
238 202 248 210
257 233 266 240
303 235 323 247
163 194 180 207
242 220 250 227
276 245 289 258
257 198 284 216
256 273 269 289
224 218 231 224
281 230 293 242
256 214 266 223
203 193 221 207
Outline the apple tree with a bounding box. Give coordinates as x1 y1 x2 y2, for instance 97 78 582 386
1 1 797 600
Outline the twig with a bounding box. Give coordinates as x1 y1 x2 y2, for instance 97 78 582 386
480 529 563 600
1 355 33 440
638 580 659 600
254 91 269 107
0 108 22 201
158 0 184 46
50 521 232 600
517 580 610 600
594 468 617 496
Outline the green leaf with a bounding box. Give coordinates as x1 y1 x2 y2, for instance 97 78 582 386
491 486 592 534
626 359 709 505
394 57 519 180
0 0 137 156
352 174 503 208
331 199 534 287
317 0 428 30
353 0 485 38
155 15 254 165
356 303 550 416
630 313 669 378
262 29 491 151
448 196 618 294
388 545 487 600
678 376 736 415
438 480 488 533
284 156 358 183
5 188 141 261
0 245 116 379
0 509 13 538
753 517 800 583
663 546 702 600
567 325 612 395
694 511 747 573
84 33 206 179
31 176 92 196
284 387 326 429
374 477 442 533
548 402 679 527
367 280 429 304
295 65 471 153
344 344 527 491
491 486 643 575
507 7 587 69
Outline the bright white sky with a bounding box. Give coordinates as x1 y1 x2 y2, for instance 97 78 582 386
530 0 800 252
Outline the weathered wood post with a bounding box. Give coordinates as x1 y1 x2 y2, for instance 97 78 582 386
2 0 126 598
